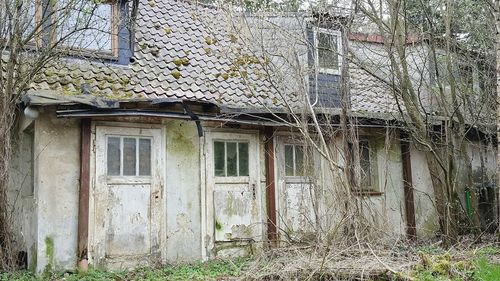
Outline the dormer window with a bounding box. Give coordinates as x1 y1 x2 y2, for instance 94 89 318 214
2 0 120 58
314 28 342 75
55 0 119 57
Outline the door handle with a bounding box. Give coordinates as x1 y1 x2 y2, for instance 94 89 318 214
252 184 256 200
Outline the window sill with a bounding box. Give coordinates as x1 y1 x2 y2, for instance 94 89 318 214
4 40 119 62
56 47 118 61
352 191 383 196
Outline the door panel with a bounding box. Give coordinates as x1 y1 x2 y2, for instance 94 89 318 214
214 188 254 241
105 185 151 256
92 126 164 268
205 131 262 257
280 182 315 236
276 136 319 240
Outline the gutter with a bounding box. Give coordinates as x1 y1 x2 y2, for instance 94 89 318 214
56 109 292 127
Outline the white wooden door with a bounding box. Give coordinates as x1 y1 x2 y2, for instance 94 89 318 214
93 126 164 268
205 131 262 257
276 135 319 241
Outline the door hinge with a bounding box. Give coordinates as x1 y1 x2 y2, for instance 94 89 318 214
252 184 256 200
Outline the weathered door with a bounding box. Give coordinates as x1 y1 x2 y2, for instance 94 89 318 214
93 125 164 268
276 135 318 241
205 131 262 257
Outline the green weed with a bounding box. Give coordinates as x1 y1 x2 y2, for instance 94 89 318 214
0 257 249 281
409 246 500 281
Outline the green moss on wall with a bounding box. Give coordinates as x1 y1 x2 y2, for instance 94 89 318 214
215 220 223 231
165 121 196 156
29 245 37 272
44 236 54 272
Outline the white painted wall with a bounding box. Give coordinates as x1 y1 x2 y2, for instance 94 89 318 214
365 134 406 237
17 111 495 272
34 110 80 272
410 146 440 239
31 117 206 271
349 132 406 239
293 131 407 241
8 116 37 270
163 120 202 261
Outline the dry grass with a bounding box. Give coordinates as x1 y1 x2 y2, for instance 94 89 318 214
241 243 418 280
240 235 500 280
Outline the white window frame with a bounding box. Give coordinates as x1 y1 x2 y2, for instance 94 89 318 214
314 27 342 75
213 140 250 178
284 143 306 178
105 135 153 178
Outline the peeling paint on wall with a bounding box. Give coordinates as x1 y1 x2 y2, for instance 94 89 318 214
164 120 202 261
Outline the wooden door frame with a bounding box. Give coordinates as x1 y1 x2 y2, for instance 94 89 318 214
87 121 167 266
201 129 262 259
400 132 417 240
264 129 277 244
78 119 91 263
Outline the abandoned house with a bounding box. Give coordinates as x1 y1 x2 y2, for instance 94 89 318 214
6 0 497 273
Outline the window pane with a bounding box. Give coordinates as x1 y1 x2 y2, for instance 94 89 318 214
284 145 294 176
214 141 225 176
238 143 249 176
139 139 151 176
107 137 120 176
57 0 113 52
318 32 338 70
359 141 372 188
295 146 304 176
123 138 137 176
24 2 37 39
226 142 237 176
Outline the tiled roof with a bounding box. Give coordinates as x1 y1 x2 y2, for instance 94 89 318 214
349 63 400 116
30 0 472 123
30 0 293 109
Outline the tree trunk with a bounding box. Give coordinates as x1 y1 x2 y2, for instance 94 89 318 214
0 104 16 271
496 0 500 240
425 148 459 246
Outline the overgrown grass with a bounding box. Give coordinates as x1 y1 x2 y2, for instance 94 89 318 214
409 246 500 281
0 258 249 281
2 247 500 281
471 257 500 281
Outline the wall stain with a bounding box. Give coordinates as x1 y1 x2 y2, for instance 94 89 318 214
44 236 54 271
215 220 223 231
166 121 196 156
29 244 37 272
223 192 249 217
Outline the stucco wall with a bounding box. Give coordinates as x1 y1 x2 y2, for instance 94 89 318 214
34 110 80 272
8 116 37 270
411 140 498 239
311 131 406 240
31 118 263 270
163 120 202 261
351 133 406 238
23 112 497 271
366 134 406 237
410 146 439 238
468 141 497 179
